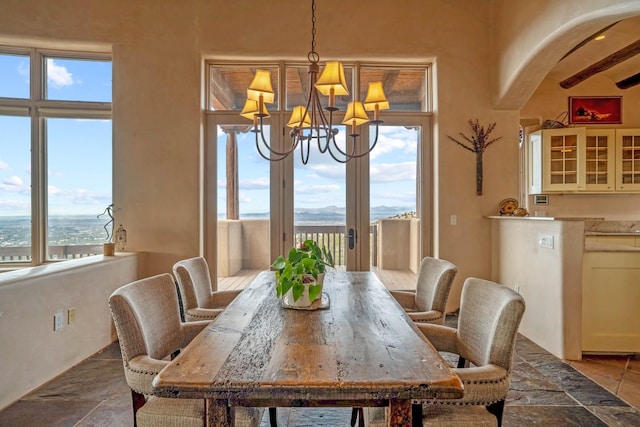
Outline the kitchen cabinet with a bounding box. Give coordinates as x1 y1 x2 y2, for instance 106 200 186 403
615 128 640 191
582 251 640 353
529 127 619 193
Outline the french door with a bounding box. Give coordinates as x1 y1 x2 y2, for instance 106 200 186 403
205 113 431 285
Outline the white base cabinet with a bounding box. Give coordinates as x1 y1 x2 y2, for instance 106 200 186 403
582 251 640 353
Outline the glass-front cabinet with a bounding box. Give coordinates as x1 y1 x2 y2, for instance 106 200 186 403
584 129 615 192
616 129 640 191
530 127 640 194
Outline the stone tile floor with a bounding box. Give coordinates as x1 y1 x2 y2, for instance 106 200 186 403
1 332 639 426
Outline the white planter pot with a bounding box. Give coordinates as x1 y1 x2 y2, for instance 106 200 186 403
283 273 324 307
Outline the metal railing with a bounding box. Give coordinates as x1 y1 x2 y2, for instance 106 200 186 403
294 225 377 266
0 244 103 262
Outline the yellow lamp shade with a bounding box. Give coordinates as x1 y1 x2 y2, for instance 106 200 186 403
287 106 311 128
342 101 370 127
315 61 349 97
240 99 269 120
247 69 275 104
363 82 390 111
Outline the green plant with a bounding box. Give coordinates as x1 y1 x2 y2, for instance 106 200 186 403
271 239 334 302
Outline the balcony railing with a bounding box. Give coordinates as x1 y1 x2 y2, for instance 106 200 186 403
0 244 103 262
294 225 377 266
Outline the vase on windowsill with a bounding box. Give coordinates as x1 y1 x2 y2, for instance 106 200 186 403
103 242 115 256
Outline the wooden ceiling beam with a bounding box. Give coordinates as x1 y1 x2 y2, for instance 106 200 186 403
616 71 640 89
560 38 640 89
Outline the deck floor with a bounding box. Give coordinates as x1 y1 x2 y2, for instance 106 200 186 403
217 266 417 292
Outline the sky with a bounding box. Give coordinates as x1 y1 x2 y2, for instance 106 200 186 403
0 53 112 217
217 123 418 216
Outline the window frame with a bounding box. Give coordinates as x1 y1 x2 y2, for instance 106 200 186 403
0 46 112 268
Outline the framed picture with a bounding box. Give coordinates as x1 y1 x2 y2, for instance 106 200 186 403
568 96 622 124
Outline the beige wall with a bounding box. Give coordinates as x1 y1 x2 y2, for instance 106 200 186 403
0 255 141 410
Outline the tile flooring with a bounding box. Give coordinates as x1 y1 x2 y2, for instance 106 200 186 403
1 324 639 426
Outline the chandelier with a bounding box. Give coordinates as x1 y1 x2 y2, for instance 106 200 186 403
240 0 389 164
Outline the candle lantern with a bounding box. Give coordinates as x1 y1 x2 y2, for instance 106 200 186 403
115 224 127 252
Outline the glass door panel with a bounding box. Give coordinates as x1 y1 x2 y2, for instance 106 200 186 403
370 125 419 280
293 129 347 268
215 123 272 289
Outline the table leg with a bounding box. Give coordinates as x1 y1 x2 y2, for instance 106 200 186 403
206 399 231 427
388 399 412 426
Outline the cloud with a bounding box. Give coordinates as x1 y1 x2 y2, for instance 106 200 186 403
0 160 9 170
369 133 417 160
239 177 270 190
294 183 341 195
370 161 416 183
46 59 74 88
0 176 28 192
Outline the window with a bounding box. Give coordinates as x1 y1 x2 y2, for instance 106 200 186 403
0 48 112 266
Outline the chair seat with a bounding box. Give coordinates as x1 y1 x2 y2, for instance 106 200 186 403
422 404 497 427
138 396 263 427
137 396 204 427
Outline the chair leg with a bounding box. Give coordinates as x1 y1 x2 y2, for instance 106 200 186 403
350 407 364 427
269 407 278 427
411 403 422 427
131 389 146 427
487 400 505 427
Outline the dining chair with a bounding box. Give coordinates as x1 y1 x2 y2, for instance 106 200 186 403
416 277 526 426
173 256 242 322
109 273 261 427
351 256 457 427
389 256 458 324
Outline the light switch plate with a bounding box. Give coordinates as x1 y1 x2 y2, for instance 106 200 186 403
538 234 554 249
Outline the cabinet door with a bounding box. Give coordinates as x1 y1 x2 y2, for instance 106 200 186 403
616 129 640 191
584 129 615 191
542 127 585 192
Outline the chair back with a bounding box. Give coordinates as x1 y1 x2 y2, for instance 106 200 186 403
173 257 213 311
456 277 525 371
109 273 184 364
414 256 457 314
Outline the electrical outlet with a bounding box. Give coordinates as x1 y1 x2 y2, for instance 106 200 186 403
515 284 520 294
450 215 457 225
54 311 64 331
538 234 554 249
68 308 75 324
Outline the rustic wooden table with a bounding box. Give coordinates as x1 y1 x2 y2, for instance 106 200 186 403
152 271 463 427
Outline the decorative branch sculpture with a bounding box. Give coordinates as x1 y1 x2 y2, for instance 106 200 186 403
98 203 121 242
447 119 502 195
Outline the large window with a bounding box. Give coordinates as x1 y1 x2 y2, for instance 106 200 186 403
0 48 112 266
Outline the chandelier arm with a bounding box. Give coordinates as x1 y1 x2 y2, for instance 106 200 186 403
256 117 299 158
254 131 287 161
300 139 312 165
341 122 383 159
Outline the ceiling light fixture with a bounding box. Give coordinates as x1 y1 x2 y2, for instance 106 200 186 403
240 0 389 164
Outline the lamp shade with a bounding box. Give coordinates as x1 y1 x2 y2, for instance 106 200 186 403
342 101 370 127
247 69 275 104
315 61 349 96
363 82 390 111
240 99 269 120
287 105 312 128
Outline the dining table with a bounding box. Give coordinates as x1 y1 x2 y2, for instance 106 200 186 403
152 270 463 427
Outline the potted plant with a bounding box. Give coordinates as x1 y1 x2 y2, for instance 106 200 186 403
271 239 334 307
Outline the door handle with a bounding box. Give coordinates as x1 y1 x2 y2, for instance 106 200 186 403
348 228 355 250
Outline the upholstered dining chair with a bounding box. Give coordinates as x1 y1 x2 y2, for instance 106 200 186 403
389 256 458 324
109 273 260 427
173 256 242 322
416 277 526 427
